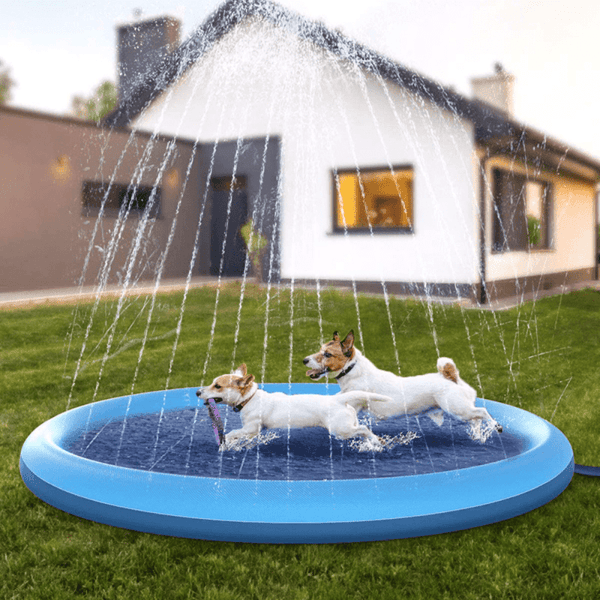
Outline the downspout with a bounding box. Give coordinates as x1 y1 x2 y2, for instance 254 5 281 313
478 152 490 304
595 184 599 281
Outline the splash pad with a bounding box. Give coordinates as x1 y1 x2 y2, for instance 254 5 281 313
20 384 573 543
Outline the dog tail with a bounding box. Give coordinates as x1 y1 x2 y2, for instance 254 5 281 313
437 357 459 383
338 392 392 411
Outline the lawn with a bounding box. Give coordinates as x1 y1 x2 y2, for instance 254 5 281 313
1 283 599 599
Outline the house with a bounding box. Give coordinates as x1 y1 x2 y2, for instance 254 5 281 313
3 0 599 303
104 0 600 304
0 105 200 293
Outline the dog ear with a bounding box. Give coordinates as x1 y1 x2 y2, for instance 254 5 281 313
341 330 354 356
234 363 247 376
239 373 255 394
332 331 340 342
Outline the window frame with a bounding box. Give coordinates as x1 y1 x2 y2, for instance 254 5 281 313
82 181 162 219
491 168 553 254
331 165 415 234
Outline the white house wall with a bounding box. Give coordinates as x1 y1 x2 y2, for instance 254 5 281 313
133 18 480 289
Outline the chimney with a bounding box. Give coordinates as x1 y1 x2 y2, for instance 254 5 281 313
470 63 515 117
117 14 181 103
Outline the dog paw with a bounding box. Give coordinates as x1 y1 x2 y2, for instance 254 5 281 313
467 420 500 443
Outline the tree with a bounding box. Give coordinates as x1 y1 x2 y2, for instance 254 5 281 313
71 80 117 122
0 60 15 105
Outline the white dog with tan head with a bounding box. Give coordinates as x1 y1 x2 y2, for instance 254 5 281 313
303 330 501 434
196 364 393 448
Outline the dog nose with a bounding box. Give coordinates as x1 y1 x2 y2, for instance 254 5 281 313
196 388 203 397
302 358 309 365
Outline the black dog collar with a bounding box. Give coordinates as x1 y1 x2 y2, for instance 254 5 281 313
335 361 356 380
233 389 258 412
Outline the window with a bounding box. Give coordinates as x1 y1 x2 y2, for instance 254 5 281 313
492 169 552 252
82 181 161 218
334 167 413 232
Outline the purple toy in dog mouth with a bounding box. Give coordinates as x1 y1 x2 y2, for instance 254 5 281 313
205 398 225 446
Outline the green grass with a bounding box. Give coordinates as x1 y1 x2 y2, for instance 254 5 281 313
2 283 600 599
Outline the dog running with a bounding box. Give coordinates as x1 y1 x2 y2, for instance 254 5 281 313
196 364 393 448
303 330 501 433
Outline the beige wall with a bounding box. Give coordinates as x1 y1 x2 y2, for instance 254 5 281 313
0 107 205 294
482 155 597 285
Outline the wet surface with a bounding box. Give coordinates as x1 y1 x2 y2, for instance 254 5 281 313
68 407 522 480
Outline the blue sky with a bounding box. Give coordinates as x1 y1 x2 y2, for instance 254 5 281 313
2 0 599 159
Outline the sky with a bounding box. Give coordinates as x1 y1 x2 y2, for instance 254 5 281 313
1 0 599 159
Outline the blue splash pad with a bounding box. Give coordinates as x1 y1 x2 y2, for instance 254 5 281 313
20 384 573 543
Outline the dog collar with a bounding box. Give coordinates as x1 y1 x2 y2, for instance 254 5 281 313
233 389 258 413
335 361 356 380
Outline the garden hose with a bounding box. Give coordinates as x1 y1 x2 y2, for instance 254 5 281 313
574 464 600 476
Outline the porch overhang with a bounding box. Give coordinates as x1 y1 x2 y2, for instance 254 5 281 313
477 124 600 185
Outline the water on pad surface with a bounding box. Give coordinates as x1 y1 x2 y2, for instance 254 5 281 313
68 406 521 480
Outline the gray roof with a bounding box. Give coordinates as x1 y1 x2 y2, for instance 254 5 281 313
103 0 600 179
103 0 511 137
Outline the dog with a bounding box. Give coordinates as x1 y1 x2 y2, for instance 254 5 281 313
196 364 393 447
303 330 501 432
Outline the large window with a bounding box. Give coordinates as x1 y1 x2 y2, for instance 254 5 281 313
82 181 161 218
492 169 552 252
334 167 413 232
